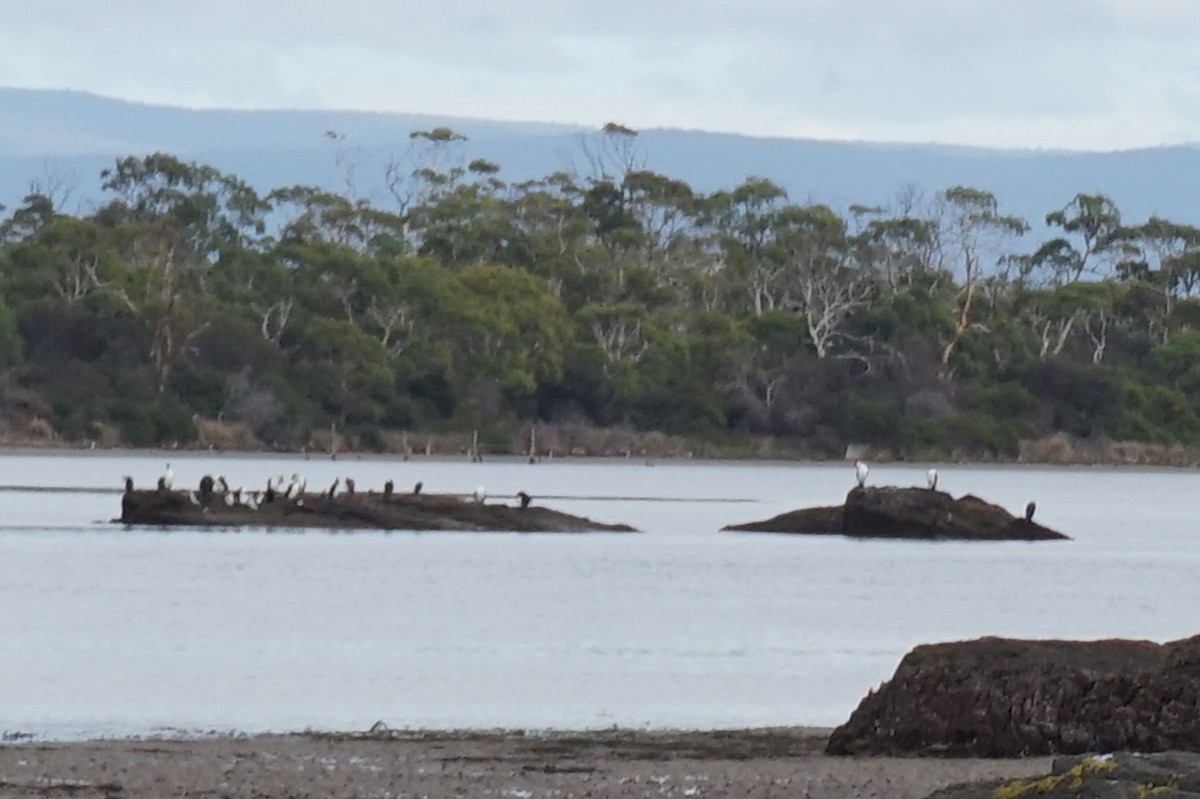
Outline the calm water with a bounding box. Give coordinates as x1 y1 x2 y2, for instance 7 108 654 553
0 452 1196 741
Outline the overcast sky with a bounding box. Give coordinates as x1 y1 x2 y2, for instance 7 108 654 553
4 0 1200 151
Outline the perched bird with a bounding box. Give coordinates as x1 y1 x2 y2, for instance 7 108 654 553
216 476 229 494
854 460 870 488
162 463 175 490
199 475 215 502
344 478 356 497
413 481 423 496
327 477 340 499
285 473 306 500
1025 501 1037 522
264 475 282 503
123 476 134 493
472 486 487 504
926 467 939 491
517 490 532 510
383 480 394 501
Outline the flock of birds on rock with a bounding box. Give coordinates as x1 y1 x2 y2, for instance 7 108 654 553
853 459 1036 521
130 463 535 511
135 460 1035 521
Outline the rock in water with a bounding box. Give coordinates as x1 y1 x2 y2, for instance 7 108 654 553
723 486 1069 541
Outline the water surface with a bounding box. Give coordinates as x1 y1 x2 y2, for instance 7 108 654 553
0 453 1195 740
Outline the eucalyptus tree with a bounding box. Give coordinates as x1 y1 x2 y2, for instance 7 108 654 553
1113 217 1200 345
774 203 872 359
706 177 789 316
932 186 1028 374
95 154 270 391
444 265 571 420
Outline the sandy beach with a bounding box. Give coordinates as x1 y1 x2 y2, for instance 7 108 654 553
0 727 1052 798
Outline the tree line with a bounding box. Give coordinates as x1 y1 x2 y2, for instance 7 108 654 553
2 124 1200 458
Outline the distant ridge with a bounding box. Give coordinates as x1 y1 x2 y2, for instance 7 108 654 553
2 87 1198 228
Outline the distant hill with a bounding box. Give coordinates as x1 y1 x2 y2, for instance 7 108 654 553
3 87 1199 231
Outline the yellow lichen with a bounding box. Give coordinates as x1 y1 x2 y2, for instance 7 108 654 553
990 756 1117 798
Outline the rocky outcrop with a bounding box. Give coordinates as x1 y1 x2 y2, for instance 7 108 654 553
828 635 1200 758
927 751 1200 798
118 489 636 533
724 486 1068 541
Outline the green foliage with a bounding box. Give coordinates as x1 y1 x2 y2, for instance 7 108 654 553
1 151 1199 455
108 397 197 447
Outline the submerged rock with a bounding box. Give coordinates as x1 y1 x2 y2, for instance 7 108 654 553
724 486 1068 541
827 635 1200 758
118 489 636 533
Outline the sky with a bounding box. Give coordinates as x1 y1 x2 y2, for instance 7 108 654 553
3 0 1200 152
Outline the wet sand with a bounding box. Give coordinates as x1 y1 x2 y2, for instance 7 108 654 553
0 727 1051 798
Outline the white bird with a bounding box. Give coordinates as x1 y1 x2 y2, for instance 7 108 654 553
854 460 869 488
926 467 939 490
472 486 487 504
284 473 306 500
161 463 175 490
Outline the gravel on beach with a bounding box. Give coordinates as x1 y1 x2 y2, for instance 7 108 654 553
0 727 1053 798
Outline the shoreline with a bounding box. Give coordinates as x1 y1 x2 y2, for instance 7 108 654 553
1 443 1199 472
0 727 1053 799
6 426 1200 468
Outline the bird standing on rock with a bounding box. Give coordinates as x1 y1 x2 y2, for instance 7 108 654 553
854 460 870 488
1025 501 1037 522
157 463 175 492
926 468 939 491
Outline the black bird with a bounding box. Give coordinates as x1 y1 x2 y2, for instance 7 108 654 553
413 481 423 496
327 478 340 499
383 480 394 501
199 475 215 502
517 490 532 510
344 478 356 497
1025 501 1037 522
123 476 134 493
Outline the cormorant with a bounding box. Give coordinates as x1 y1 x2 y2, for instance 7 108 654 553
517 490 532 510
123 476 134 493
344 478 356 496
413 481 423 496
199 475 215 502
383 480 394 501
1025 501 1036 522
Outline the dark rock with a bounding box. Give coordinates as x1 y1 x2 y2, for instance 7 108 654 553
723 486 1069 541
926 751 1200 798
827 635 1200 758
117 489 636 533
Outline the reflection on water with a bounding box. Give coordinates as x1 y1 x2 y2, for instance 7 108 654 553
0 452 1196 740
